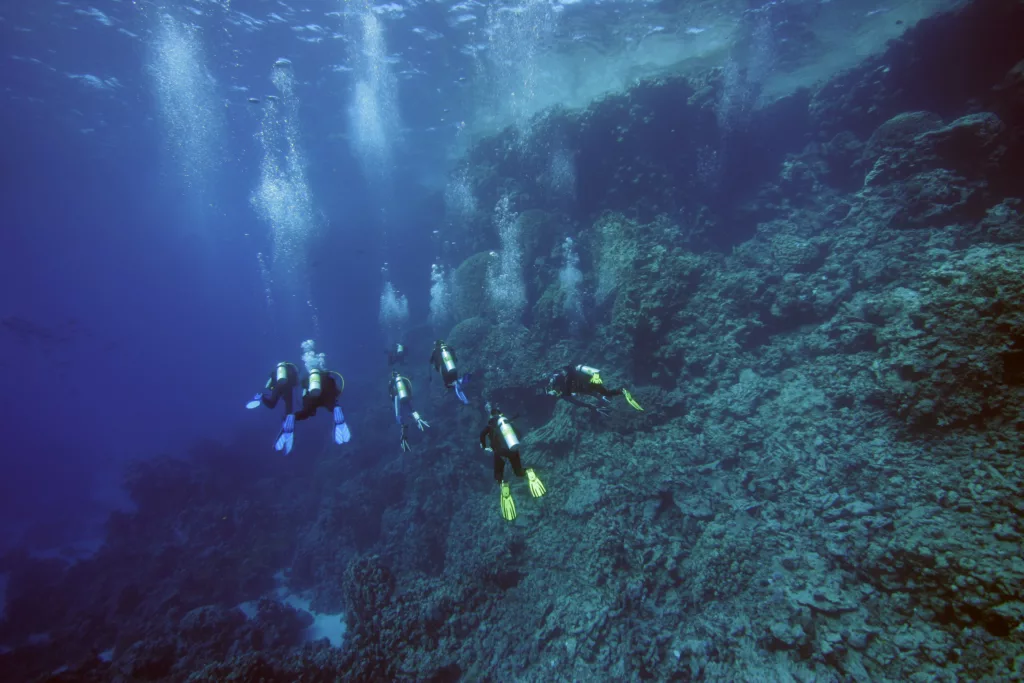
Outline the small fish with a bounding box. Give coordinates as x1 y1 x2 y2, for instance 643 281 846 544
247 97 260 104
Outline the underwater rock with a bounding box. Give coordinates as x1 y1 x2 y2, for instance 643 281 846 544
341 555 395 627
995 58 1024 122
178 604 247 645
563 477 602 518
251 598 313 650
964 197 1024 244
919 111 1007 170
450 252 492 322
863 111 943 160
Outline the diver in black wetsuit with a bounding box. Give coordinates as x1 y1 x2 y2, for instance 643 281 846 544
246 362 300 454
480 403 545 521
389 370 429 451
544 363 644 414
387 342 407 366
295 369 351 445
429 339 470 404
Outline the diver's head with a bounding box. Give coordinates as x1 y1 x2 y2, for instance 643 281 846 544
545 373 562 396
490 404 502 417
392 370 399 378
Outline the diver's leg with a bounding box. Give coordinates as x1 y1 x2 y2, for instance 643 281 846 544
509 452 526 478
494 452 506 482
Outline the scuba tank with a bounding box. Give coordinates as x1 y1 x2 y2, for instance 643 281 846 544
441 345 456 372
394 375 411 400
496 415 519 450
308 369 323 398
276 362 291 384
577 364 603 385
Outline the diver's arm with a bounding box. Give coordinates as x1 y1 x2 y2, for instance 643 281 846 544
479 427 490 449
563 395 597 411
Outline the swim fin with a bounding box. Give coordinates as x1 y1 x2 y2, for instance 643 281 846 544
526 468 546 498
453 379 469 405
500 482 517 521
246 393 263 409
622 389 644 411
333 406 351 444
274 414 295 455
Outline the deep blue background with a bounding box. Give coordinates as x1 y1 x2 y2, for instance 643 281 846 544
0 0 454 552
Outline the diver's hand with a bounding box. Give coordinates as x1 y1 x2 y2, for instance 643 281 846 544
483 447 493 454
595 405 611 417
413 412 430 431
246 392 263 409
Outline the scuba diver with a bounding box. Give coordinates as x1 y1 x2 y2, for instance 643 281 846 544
428 339 471 404
387 342 407 366
480 403 546 522
295 368 351 445
389 370 429 451
545 363 644 414
246 362 299 455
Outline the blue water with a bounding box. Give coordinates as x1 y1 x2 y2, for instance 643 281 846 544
0 0 959 555
0 0 456 552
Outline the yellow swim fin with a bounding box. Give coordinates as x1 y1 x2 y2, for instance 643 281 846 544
500 482 517 521
526 468 547 498
623 389 644 411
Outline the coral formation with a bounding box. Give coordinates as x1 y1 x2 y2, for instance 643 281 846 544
3 0 1024 680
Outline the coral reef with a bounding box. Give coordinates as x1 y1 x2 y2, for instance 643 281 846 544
3 0 1024 680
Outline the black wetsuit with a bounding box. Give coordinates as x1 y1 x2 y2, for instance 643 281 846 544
481 415 524 483
388 344 407 366
295 372 343 422
389 375 417 424
430 343 459 388
261 364 298 414
551 364 623 410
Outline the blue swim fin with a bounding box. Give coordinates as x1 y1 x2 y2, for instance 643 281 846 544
453 379 469 405
274 414 295 455
334 406 351 444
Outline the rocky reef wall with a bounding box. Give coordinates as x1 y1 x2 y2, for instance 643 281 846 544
2 0 1024 680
